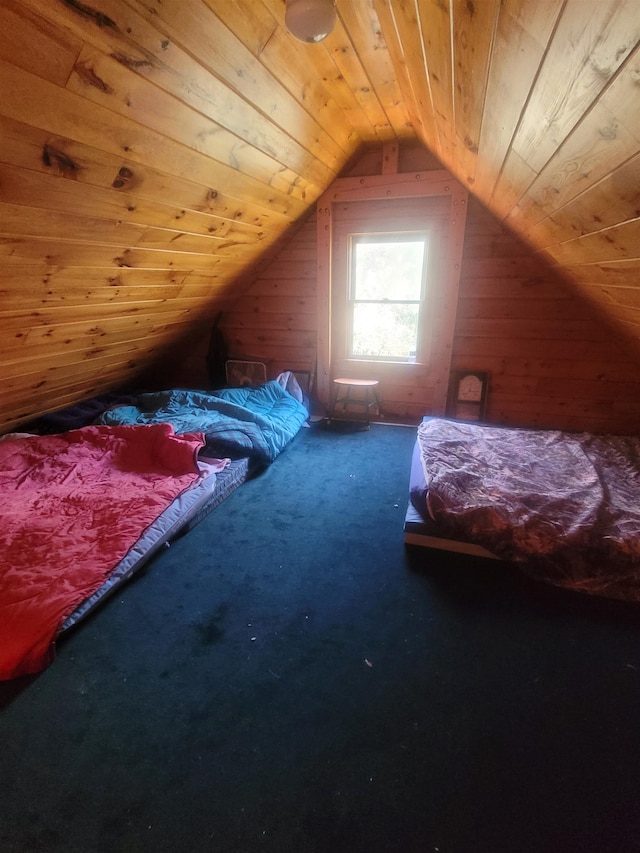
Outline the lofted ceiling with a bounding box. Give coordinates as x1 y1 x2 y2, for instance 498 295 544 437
1 0 640 428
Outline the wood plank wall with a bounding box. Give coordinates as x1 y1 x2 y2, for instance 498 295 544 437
455 202 640 433
216 146 640 434
215 217 319 388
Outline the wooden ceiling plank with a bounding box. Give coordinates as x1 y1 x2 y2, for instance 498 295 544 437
581 286 640 312
2 344 163 384
489 148 538 220
0 236 250 272
372 0 433 143
128 0 350 166
0 0 83 87
0 266 237 294
3 373 142 414
0 324 192 366
0 297 224 332
512 0 640 174
0 282 225 312
523 152 640 247
0 59 308 221
546 218 640 265
416 0 457 168
218 0 379 147
259 31 367 149
338 0 415 138
255 8 380 144
0 163 270 244
0 202 261 255
318 2 397 142
3 308 220 350
0 116 285 231
4 349 150 385
106 4 341 184
563 259 640 288
27 0 349 176
504 36 640 231
474 0 563 199
450 0 501 188
66 44 323 205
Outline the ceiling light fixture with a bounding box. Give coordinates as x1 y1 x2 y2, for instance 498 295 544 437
285 0 336 43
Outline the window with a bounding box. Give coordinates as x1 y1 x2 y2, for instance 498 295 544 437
316 172 469 411
347 233 429 361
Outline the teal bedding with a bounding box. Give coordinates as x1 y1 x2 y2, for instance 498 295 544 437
98 381 308 465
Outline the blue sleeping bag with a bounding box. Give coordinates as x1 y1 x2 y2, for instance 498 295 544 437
97 381 308 465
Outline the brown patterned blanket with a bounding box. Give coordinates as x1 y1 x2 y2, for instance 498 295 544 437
417 418 640 601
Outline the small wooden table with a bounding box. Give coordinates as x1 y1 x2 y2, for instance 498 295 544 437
328 378 382 427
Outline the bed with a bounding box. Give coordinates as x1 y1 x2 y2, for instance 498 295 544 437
1 381 308 680
404 417 640 602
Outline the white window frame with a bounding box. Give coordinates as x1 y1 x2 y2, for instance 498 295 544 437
315 170 468 414
347 231 430 363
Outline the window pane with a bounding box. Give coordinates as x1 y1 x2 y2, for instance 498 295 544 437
353 240 426 301
351 303 420 358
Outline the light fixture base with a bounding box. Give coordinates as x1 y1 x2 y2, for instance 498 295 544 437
285 0 336 44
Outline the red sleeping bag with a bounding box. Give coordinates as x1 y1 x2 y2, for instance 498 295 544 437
0 423 204 680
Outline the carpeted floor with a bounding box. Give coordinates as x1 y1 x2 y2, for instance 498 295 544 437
1 422 639 853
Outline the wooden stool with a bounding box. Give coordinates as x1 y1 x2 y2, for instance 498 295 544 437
328 378 382 427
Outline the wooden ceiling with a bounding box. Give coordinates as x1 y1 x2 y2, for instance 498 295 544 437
1 0 639 427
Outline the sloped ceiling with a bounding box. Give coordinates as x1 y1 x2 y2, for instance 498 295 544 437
1 0 639 427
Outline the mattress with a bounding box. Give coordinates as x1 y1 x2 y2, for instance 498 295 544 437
61 456 250 632
404 417 640 601
404 435 499 559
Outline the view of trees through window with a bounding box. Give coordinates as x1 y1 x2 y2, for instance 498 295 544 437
349 234 428 360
